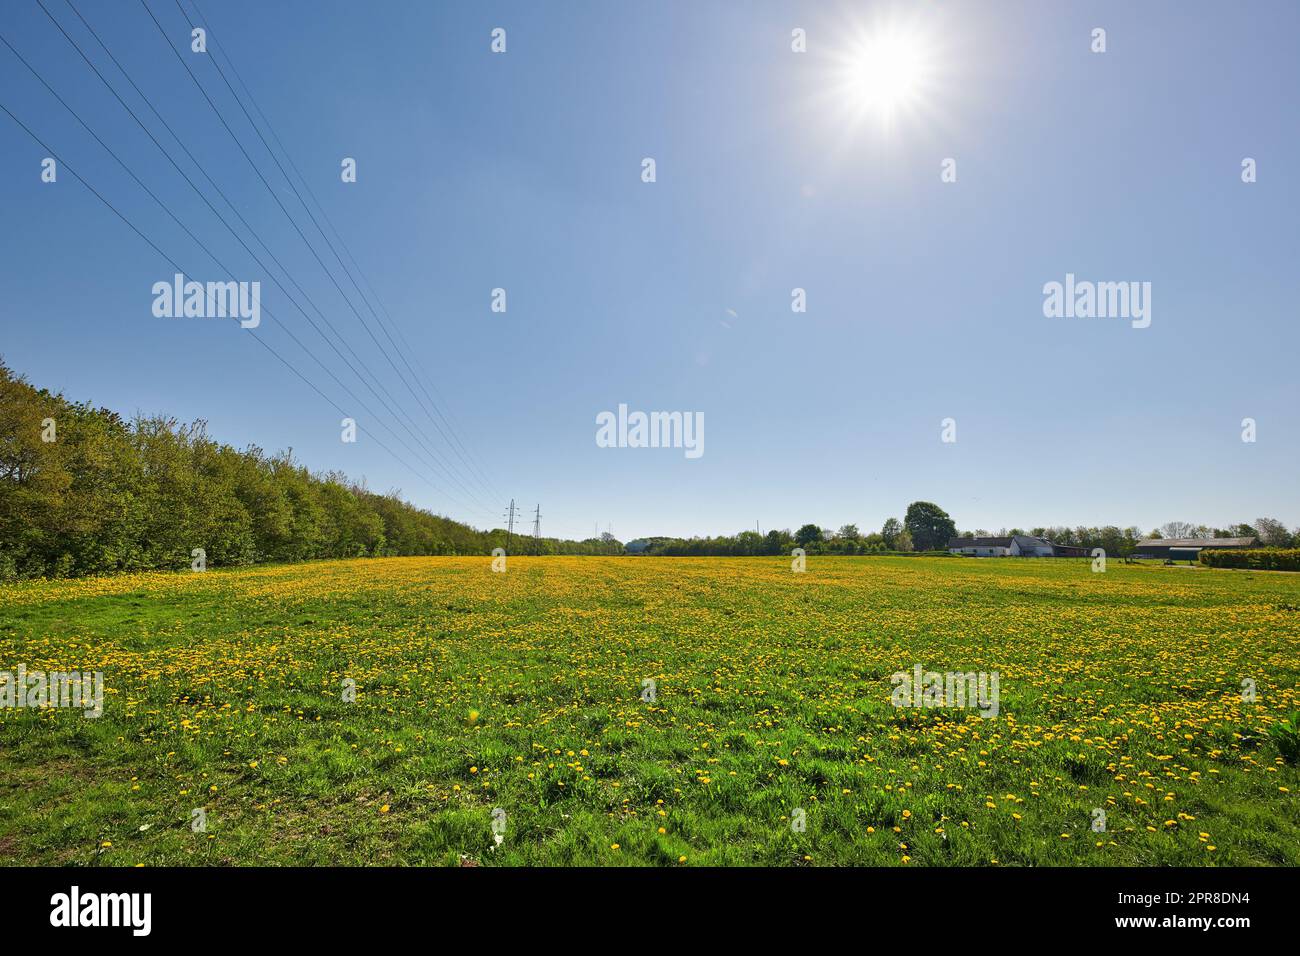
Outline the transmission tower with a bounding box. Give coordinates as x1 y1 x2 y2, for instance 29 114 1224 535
504 499 517 551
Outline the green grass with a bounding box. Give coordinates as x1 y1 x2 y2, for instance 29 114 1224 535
0 555 1297 866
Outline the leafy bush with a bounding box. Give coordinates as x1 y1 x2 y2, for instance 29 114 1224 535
0 360 612 579
1269 712 1300 765
1199 548 1300 572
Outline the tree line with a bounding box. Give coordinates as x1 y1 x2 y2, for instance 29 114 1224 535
0 360 617 579
628 509 1300 557
630 502 960 556
5 360 1296 577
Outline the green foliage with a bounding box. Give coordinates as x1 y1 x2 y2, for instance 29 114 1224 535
1269 712 1300 765
0 359 615 578
794 524 823 549
903 501 956 552
2 555 1297 866
1199 549 1300 572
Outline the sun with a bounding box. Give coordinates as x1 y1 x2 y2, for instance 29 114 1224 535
828 19 941 133
848 31 927 114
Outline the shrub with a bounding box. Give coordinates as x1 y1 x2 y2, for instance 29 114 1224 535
1199 548 1300 572
1269 712 1300 765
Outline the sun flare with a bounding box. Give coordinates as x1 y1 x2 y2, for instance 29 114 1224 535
849 32 927 113
830 19 941 133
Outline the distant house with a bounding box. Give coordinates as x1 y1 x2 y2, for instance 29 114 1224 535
1010 535 1056 557
947 536 1013 556
1048 542 1091 558
947 535 1087 557
1133 537 1257 560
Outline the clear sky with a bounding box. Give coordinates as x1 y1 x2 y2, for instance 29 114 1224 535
1 0 1296 540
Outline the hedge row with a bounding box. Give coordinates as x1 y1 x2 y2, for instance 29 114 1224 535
1199 548 1300 572
1 360 616 579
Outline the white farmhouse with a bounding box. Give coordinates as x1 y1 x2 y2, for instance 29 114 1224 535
947 535 1059 557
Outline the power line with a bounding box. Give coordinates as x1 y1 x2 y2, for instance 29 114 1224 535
532 504 542 538
183 0 504 506
138 0 498 513
16 18 493 525
0 94 484 521
40 0 498 518
504 499 518 552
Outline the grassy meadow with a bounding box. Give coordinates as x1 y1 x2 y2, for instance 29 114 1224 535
1 555 1297 866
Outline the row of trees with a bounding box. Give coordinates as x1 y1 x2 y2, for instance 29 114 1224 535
959 521 1300 556
631 502 959 556
630 510 1300 559
1150 519 1298 548
0 360 617 579
7 360 1296 577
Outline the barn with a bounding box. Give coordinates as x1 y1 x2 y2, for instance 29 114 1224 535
947 536 1014 556
1133 537 1258 560
947 535 1091 558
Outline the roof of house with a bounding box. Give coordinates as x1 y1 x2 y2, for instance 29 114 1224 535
948 536 1013 548
1135 537 1257 548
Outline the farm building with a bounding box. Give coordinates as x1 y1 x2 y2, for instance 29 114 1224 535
1133 537 1258 560
947 535 1090 557
1047 542 1092 557
947 536 1015 556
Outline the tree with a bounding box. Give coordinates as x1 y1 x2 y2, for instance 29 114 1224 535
763 529 790 555
1215 523 1257 539
1097 525 1125 558
838 523 860 541
903 501 956 552
795 524 822 549
893 528 914 552
1158 521 1197 540
1255 517 1294 548
881 517 902 548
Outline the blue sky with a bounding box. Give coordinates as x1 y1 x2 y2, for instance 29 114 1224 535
1 0 1296 540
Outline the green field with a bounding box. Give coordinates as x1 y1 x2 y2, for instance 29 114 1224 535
1 555 1297 866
